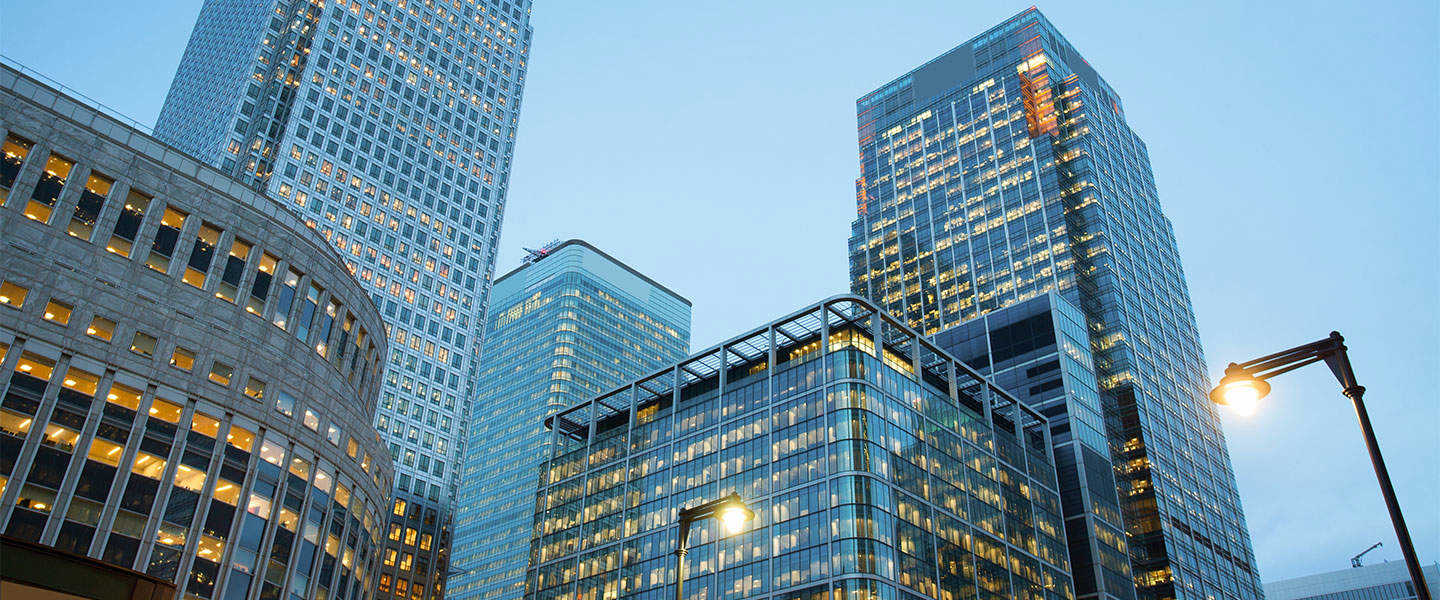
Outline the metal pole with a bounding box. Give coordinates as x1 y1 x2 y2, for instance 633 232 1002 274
674 517 690 600
1345 385 1431 600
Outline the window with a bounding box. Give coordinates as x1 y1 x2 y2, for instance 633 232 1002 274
87 316 115 341
208 361 233 386
244 377 266 401
190 412 220 438
25 153 75 223
273 268 301 330
295 282 322 342
216 239 252 303
183 222 221 288
0 133 35 196
170 346 196 371
326 424 341 446
67 171 114 240
107 190 151 258
275 391 295 417
146 206 188 273
129 332 157 357
303 409 320 431
247 253 277 315
227 426 254 453
42 300 72 326
105 383 142 410
0 280 28 309
147 398 183 423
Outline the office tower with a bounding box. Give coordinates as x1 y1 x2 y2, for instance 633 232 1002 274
154 0 534 595
0 65 393 600
527 296 1075 600
847 8 1263 600
450 239 692 600
934 294 1131 598
1264 562 1440 600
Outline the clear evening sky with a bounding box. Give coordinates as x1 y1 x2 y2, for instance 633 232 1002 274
3 0 1434 582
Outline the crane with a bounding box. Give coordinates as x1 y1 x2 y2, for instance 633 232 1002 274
1352 542 1383 568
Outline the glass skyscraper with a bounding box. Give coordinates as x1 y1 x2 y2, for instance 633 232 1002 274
847 8 1263 600
450 239 691 600
154 0 534 596
527 296 1074 600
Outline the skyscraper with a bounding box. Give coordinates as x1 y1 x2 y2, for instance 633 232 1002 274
526 296 1075 600
1 64 394 600
450 239 691 600
154 0 533 596
847 8 1263 600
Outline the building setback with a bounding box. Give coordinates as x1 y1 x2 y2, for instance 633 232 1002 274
847 8 1262 600
527 296 1074 600
153 0 534 595
934 294 1131 598
450 239 692 600
0 64 393 600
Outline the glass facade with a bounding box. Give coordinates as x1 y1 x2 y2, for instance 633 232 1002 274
1264 562 1440 600
933 294 1131 599
1 64 393 600
847 8 1262 600
155 0 535 595
451 240 692 600
526 297 1073 600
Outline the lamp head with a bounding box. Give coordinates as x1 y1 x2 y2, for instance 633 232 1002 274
717 496 754 534
1209 364 1270 416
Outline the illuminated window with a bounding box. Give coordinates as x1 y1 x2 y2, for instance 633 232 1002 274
107 189 151 258
61 367 99 396
129 332 157 357
25 153 75 223
41 299 72 325
275 390 295 417
247 253 277 315
105 382 141 410
170 346 196 371
87 438 125 467
0 280 28 309
244 377 266 401
145 206 188 273
0 133 35 195
216 238 252 303
208 361 233 386
86 315 115 341
67 171 114 240
147 398 183 424
190 412 220 438
227 426 255 453
182 222 222 288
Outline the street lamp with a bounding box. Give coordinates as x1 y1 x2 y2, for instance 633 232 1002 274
674 493 753 600
1211 331 1430 600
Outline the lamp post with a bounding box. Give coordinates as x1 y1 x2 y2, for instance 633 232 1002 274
674 493 753 600
1211 331 1430 600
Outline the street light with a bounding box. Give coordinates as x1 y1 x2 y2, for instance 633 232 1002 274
1211 331 1430 600
674 493 753 600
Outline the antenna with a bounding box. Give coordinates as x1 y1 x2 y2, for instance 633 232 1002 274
1351 542 1383 568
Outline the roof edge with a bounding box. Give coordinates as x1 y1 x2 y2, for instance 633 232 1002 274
491 239 692 307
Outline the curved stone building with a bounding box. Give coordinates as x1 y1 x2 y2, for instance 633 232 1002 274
0 64 393 600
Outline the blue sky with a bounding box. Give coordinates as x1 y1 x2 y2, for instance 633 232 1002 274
4 0 1435 582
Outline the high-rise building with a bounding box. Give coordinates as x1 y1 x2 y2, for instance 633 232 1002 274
0 64 393 600
450 239 691 600
526 296 1075 600
934 293 1132 598
1264 562 1440 600
153 0 534 595
847 8 1263 600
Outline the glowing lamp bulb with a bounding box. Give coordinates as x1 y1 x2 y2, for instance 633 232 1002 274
718 503 753 535
1209 367 1270 416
